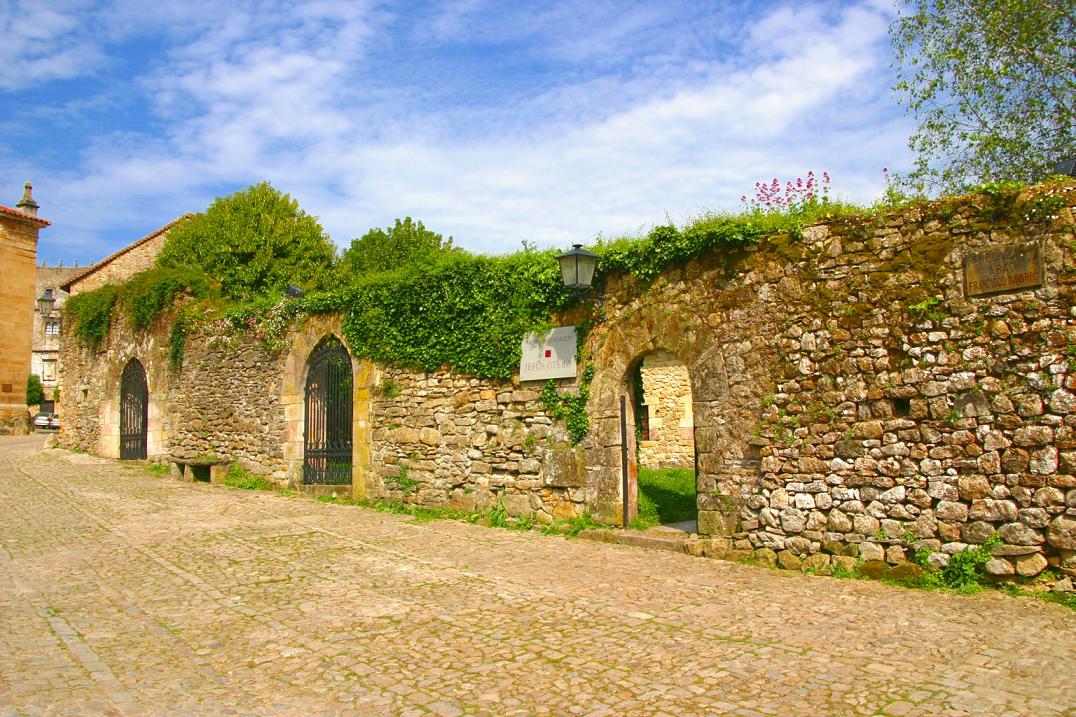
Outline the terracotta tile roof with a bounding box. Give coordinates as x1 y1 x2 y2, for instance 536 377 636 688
0 204 50 226
61 214 193 291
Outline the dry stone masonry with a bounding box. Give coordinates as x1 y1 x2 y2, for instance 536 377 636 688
58 181 1076 579
638 349 695 468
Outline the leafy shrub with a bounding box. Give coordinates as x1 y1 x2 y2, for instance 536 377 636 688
157 181 337 300
64 284 120 349
385 467 419 494
223 464 272 490
64 268 215 350
564 512 601 537
590 205 839 283
486 498 510 528
122 267 215 329
25 374 44 406
938 535 1001 591
540 364 595 444
331 248 569 379
338 217 460 279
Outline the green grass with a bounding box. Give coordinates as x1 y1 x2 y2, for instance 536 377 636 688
633 467 696 529
223 464 273 491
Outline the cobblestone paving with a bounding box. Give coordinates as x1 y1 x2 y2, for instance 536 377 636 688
1 436 1074 717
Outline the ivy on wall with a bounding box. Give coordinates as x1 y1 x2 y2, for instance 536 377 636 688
63 180 1074 379
63 284 119 349
334 250 569 379
541 364 596 445
64 267 217 350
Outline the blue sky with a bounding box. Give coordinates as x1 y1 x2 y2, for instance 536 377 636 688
1 0 911 266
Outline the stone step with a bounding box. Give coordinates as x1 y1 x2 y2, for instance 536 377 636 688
577 528 688 554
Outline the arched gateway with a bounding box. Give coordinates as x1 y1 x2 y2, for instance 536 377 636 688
119 358 148 460
303 337 353 485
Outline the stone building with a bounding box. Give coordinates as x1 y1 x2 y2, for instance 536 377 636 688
0 182 49 434
637 349 695 469
31 264 82 411
58 181 1076 579
61 214 189 296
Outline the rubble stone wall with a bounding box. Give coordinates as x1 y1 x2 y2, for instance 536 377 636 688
581 181 1076 578
58 309 581 521
638 349 695 468
369 368 583 522
58 181 1076 577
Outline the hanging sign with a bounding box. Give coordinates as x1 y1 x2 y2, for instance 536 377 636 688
520 326 578 381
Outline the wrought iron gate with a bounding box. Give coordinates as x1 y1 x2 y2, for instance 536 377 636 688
304 338 353 485
120 359 148 460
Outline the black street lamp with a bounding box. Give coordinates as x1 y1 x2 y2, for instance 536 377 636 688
556 244 599 299
37 288 55 317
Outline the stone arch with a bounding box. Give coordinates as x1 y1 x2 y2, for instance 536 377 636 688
98 351 168 459
281 315 375 498
634 349 695 469
119 358 148 459
583 302 746 534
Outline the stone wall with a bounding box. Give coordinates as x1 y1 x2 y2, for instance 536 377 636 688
57 181 1076 578
369 368 583 522
580 181 1076 578
57 307 173 458
638 349 695 468
58 308 582 518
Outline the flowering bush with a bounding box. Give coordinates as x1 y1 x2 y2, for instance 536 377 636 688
741 171 830 213
218 298 306 353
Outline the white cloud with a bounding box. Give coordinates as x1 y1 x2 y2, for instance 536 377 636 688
0 0 106 90
4 0 913 264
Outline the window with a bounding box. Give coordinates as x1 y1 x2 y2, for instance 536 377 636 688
44 319 61 336
41 360 56 383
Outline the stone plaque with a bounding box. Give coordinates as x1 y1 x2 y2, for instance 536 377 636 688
520 326 577 381
964 243 1042 297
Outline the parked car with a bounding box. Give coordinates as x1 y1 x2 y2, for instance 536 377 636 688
33 412 59 430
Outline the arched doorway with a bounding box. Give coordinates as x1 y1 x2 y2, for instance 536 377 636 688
627 350 697 531
303 336 353 485
119 358 148 460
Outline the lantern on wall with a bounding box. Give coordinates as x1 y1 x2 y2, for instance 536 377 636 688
555 244 599 298
37 288 55 317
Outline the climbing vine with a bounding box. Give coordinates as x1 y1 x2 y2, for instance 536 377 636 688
541 364 596 445
63 180 1073 382
65 267 216 350
63 284 119 349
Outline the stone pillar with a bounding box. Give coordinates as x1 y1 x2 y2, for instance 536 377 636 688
0 183 50 434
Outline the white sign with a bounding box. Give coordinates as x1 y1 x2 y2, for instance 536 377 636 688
520 326 578 381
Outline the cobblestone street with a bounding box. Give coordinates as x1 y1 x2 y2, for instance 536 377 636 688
0 436 1073 717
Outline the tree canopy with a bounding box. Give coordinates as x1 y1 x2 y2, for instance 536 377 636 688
338 217 459 279
891 0 1075 192
157 182 337 300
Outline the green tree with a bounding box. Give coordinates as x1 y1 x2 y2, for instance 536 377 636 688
157 182 337 300
891 0 1075 192
338 217 458 279
26 374 43 406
